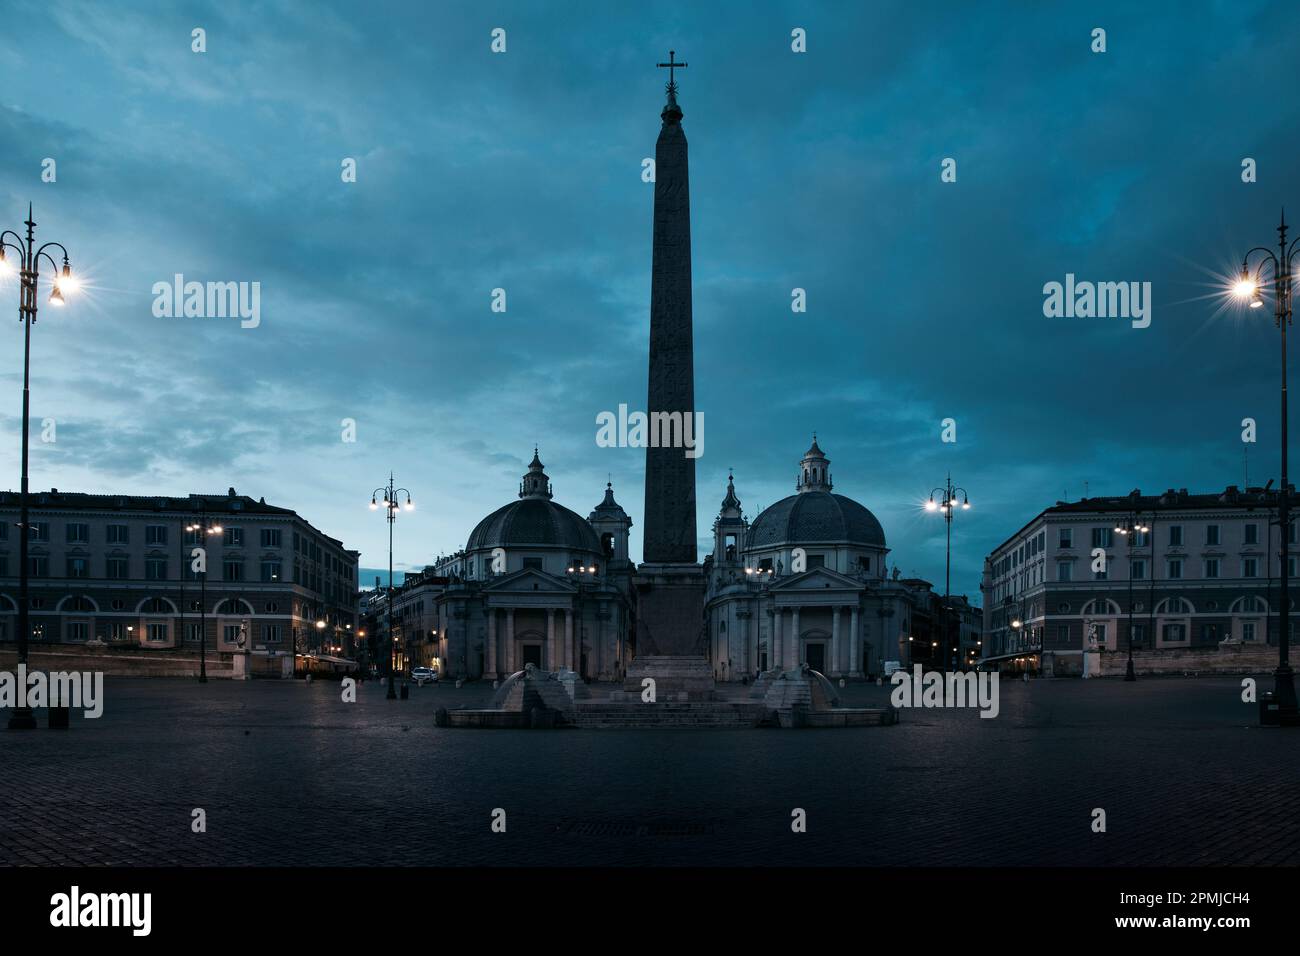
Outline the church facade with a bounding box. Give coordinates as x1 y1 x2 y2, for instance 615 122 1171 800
390 439 933 683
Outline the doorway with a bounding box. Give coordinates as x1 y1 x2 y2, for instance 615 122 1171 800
805 642 825 672
522 643 542 668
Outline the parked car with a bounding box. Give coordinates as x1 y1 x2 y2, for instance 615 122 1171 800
411 666 438 686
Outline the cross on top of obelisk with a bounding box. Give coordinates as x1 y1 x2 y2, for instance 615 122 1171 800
656 50 687 93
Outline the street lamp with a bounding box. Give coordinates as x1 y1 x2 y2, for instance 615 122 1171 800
369 474 412 700
1114 508 1150 682
927 474 972 671
566 564 597 677
1231 209 1299 722
2 205 77 729
184 515 223 683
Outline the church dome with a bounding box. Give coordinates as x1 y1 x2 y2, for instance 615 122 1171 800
746 491 886 549
745 437 886 549
465 449 602 554
467 498 602 552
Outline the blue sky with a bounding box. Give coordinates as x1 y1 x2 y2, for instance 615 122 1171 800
1 0 1297 597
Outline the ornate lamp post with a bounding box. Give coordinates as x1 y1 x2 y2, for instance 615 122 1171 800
1232 210 1298 721
1 206 77 729
926 474 971 671
566 563 597 677
1114 509 1150 682
184 514 223 683
369 474 413 700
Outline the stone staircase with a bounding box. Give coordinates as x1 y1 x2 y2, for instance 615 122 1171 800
571 700 766 729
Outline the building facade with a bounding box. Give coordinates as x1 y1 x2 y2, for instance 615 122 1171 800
702 439 945 681
0 487 359 660
981 485 1297 676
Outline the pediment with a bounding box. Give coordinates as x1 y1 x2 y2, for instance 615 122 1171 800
483 567 576 594
769 567 863 592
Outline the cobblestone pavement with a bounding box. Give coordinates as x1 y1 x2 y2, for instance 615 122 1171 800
1 675 1296 866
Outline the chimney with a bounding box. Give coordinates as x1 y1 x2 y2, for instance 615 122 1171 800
228 487 236 497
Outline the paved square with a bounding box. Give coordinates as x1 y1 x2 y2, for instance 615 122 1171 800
2 676 1295 866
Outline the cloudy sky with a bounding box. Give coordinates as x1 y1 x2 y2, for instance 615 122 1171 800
1 0 1297 597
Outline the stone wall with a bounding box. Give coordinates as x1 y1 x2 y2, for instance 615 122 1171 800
1095 643 1282 677
0 643 234 678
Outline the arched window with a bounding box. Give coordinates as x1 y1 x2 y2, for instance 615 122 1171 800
1081 598 1122 616
141 597 175 614
1155 597 1193 615
1230 596 1268 615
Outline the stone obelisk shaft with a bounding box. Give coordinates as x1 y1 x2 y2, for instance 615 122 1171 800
643 92 697 563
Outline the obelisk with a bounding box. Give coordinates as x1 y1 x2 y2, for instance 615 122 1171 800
643 50 697 564
630 52 710 687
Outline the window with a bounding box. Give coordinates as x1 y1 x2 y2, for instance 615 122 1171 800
522 557 543 571
1243 622 1257 642
261 528 282 548
1057 625 1071 644
1245 523 1259 545
224 527 243 547
106 557 128 579
1091 527 1113 548
806 554 826 569
111 599 126 611
1131 623 1146 646
1244 557 1258 577
146 558 168 580
1130 559 1145 580
184 623 203 643
109 622 128 642
184 527 203 545
28 556 48 577
758 558 774 572
1167 559 1183 579
1291 522 1297 546
1168 525 1183 546
1059 528 1073 548
146 623 169 643
1291 557 1298 578
143 598 171 613
107 524 129 544
1057 561 1072 582
66 621 89 642
1206 524 1220 546
65 522 89 543
265 601 279 614
1205 558 1220 579
1162 623 1187 643
261 624 282 644
223 559 244 581
261 561 282 583
1131 530 1149 547
224 624 242 644
1203 623 1221 642
65 557 89 578
28 522 49 542
146 525 167 546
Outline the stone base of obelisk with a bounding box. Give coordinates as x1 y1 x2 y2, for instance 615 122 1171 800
628 562 711 700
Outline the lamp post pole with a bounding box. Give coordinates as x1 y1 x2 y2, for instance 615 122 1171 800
1114 506 1150 682
2 206 77 730
1233 210 1298 720
185 513 222 683
370 474 413 700
927 474 971 671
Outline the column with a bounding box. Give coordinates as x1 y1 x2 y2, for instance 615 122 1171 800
831 606 842 677
849 606 860 676
772 609 783 672
789 607 801 669
564 607 574 671
487 608 498 678
505 608 516 673
546 608 556 671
